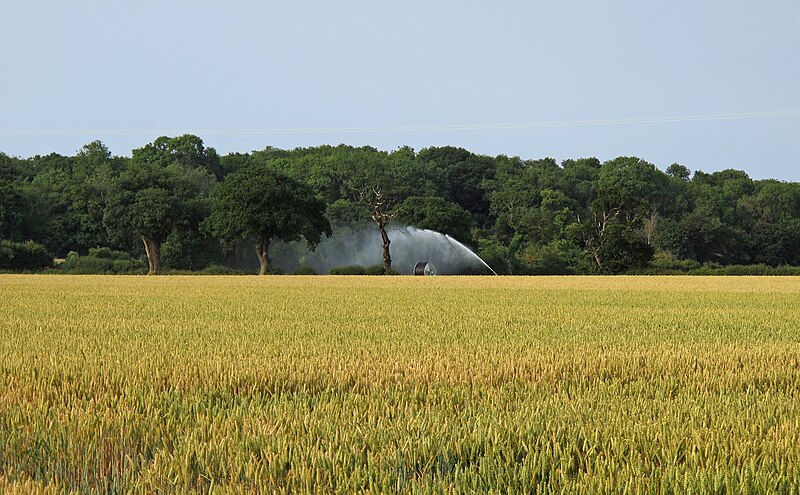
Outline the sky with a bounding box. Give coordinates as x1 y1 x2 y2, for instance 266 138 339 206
1 1 799 180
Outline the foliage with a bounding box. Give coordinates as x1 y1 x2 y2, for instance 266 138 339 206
87 246 131 260
131 134 223 180
58 250 145 274
0 240 52 271
4 140 800 274
325 199 370 227
518 239 582 275
200 264 249 275
206 165 331 246
161 228 221 271
418 146 495 220
103 136 217 274
205 163 331 274
329 265 400 275
396 196 473 244
476 236 514 275
593 222 654 274
642 250 702 273
329 265 368 275
0 155 33 242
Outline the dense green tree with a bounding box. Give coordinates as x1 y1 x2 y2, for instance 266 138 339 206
104 137 216 274
666 163 691 180
476 235 514 275
574 157 668 271
674 169 755 264
218 152 251 177
488 155 542 242
594 222 654 273
69 141 123 252
0 153 32 241
558 157 601 210
20 143 125 257
418 146 495 221
133 134 223 180
325 199 370 228
5 138 800 275
26 153 81 256
516 238 583 275
205 164 331 275
738 181 800 265
595 157 670 223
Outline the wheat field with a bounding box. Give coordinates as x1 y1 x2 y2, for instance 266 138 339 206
1 275 799 493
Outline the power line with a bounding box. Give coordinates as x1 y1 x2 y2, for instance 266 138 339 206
2 110 799 136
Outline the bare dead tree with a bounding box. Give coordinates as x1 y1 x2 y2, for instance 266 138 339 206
642 211 659 246
357 186 397 272
577 207 620 269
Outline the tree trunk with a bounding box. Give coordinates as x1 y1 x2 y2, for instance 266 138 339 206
643 211 658 245
141 235 161 275
255 238 271 275
373 209 391 272
357 187 395 274
582 209 617 271
379 223 391 272
592 250 603 270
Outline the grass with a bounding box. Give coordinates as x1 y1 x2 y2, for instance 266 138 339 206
1 275 799 493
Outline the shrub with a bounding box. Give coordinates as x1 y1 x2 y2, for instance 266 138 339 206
202 264 248 275
650 251 701 272
60 253 114 274
686 264 800 276
294 266 318 275
87 247 131 260
0 240 53 271
367 265 401 275
628 251 702 274
631 258 800 276
476 237 511 275
773 265 800 276
520 240 581 275
59 250 145 274
330 265 400 275
364 265 388 275
330 265 367 275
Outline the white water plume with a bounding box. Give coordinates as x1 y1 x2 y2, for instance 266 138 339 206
270 225 497 275
391 226 497 275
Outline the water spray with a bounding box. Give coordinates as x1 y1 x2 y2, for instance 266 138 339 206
270 225 498 275
398 226 497 275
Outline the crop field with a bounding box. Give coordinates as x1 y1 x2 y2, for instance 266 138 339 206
1 275 800 493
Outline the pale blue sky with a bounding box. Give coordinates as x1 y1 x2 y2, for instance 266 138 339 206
1 1 798 179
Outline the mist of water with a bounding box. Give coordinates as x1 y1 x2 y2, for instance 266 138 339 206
395 226 498 275
270 225 497 275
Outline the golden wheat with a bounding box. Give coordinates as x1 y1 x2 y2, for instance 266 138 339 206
1 275 799 493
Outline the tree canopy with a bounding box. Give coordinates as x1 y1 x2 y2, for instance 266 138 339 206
103 136 217 274
4 136 800 275
205 164 331 274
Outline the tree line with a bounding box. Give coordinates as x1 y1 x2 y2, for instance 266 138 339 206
2 135 800 275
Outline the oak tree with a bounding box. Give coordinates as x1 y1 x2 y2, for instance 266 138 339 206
205 164 331 275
